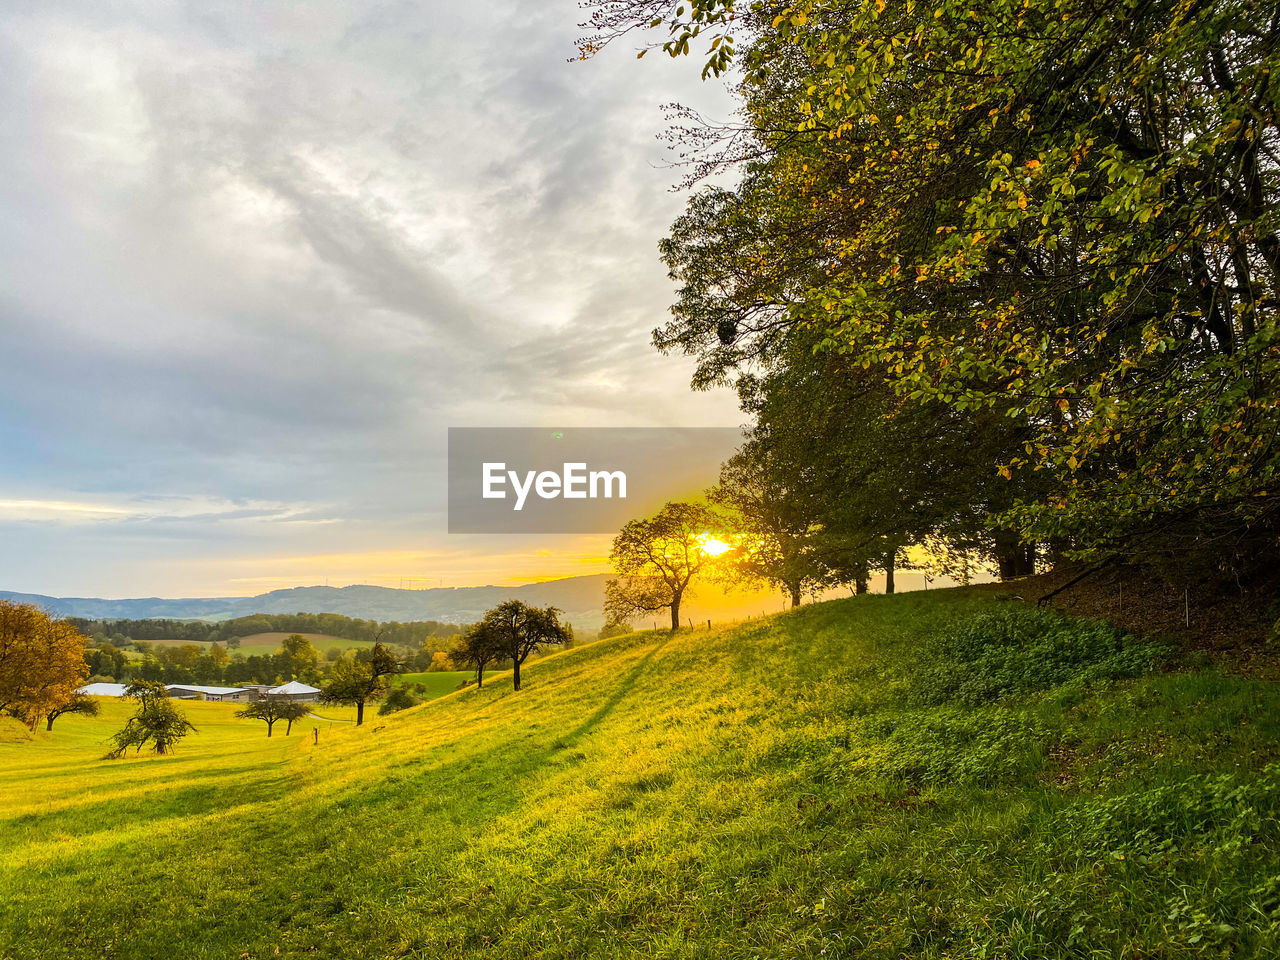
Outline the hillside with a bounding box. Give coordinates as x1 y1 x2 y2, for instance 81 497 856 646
3 593 1279 958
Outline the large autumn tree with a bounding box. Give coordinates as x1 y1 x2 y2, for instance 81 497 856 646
585 0 1280 580
0 600 89 730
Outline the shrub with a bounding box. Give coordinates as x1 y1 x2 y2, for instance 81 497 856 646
911 606 1169 707
866 709 1051 786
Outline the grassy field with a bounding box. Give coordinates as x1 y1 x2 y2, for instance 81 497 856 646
394 670 471 699
3 593 1280 958
137 632 374 656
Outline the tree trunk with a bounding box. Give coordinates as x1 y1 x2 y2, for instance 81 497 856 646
285 718 294 736
45 715 55 732
855 576 868 595
1046 538 1070 569
995 532 1037 580
885 552 896 595
788 582 802 608
266 720 274 737
356 701 365 726
670 598 681 631
476 664 485 689
513 657 522 692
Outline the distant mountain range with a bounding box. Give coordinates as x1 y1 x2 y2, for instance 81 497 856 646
0 575 612 628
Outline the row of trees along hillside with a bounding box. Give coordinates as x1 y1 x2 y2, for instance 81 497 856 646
69 613 462 647
581 0 1280 592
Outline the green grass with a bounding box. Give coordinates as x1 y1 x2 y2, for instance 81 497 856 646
393 670 471 699
3 592 1280 958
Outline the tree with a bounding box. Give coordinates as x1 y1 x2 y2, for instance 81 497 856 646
477 601 571 692
711 441 826 607
236 696 309 737
44 691 99 732
451 623 503 688
599 618 633 640
606 501 723 630
378 686 422 715
320 643 400 726
586 0 1280 581
0 600 89 729
85 642 126 680
278 634 320 681
104 682 196 758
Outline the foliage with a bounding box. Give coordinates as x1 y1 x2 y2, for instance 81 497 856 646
378 686 422 715
476 601 571 692
69 613 462 648
43 692 99 733
598 618 633 640
0 600 89 730
277 634 321 682
910 605 1170 706
710 440 828 605
605 501 724 630
451 622 504 688
319 643 401 726
235 696 310 737
586 0 1280 576
104 682 196 758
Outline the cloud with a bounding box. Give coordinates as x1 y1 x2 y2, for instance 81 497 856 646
0 0 741 596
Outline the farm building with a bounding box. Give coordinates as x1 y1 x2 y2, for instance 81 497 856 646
265 680 321 702
165 684 254 702
77 682 129 697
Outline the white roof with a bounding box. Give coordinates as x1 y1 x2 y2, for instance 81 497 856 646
165 684 245 695
266 680 321 695
79 682 129 697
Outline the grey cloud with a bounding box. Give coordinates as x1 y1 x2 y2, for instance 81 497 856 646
0 0 741 596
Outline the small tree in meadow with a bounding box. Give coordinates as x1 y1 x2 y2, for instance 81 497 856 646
104 681 196 758
451 623 503 689
378 685 422 716
480 601 571 692
237 696 309 737
44 691 99 732
320 643 400 726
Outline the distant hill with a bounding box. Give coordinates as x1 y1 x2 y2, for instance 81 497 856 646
0 575 612 628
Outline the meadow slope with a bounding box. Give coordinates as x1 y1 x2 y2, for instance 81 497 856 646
2 594 1279 959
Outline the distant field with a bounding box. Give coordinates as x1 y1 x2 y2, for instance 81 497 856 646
229 632 373 655
395 670 471 699
137 632 372 656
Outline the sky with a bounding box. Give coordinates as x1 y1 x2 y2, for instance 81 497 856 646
0 0 745 598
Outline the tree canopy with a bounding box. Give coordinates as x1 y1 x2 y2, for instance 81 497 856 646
0 600 89 730
236 696 310 737
104 682 197 758
584 0 1280 582
606 501 725 629
320 643 400 726
476 601 571 692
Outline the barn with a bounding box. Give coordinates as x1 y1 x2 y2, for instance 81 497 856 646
265 680 322 702
77 682 129 697
165 684 254 702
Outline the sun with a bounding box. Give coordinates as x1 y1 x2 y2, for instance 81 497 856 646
699 535 732 557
